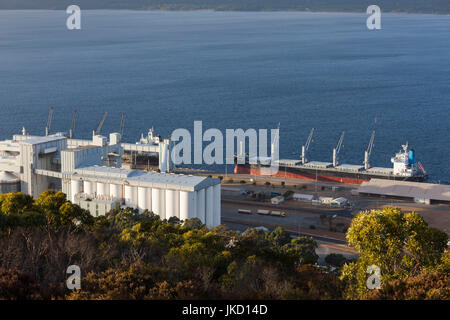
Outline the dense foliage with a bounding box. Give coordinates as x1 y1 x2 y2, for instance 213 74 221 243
341 208 449 299
1 0 449 14
0 192 448 300
0 191 339 299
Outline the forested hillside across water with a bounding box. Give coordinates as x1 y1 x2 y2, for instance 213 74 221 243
0 0 450 14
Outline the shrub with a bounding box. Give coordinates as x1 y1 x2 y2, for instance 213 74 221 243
325 254 348 268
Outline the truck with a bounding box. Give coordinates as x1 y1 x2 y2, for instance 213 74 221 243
270 210 286 217
238 209 252 215
256 209 270 215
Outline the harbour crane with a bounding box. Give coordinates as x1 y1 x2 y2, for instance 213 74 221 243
45 106 54 136
69 109 77 139
94 112 108 136
301 128 314 165
332 131 345 167
119 112 125 141
364 130 375 170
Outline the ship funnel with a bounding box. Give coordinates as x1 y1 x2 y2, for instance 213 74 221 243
409 149 415 165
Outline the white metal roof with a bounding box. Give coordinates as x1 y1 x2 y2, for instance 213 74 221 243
70 166 220 191
21 135 67 145
293 193 314 200
357 179 450 202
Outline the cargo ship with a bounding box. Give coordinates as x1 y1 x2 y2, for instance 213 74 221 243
234 130 427 185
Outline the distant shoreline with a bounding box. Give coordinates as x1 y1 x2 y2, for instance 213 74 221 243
0 8 449 16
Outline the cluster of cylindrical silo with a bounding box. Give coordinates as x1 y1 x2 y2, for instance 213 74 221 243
70 179 220 228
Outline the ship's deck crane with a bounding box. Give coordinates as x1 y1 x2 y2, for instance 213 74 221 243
364 130 375 170
119 112 125 142
301 128 314 164
94 112 108 136
45 106 54 136
333 131 345 167
69 109 77 139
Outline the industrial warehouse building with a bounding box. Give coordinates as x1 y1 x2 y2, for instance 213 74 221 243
67 166 221 228
356 179 450 205
0 129 221 228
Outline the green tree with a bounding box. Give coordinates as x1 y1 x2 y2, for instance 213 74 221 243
437 250 450 275
365 271 450 300
282 236 318 266
341 208 448 299
325 253 350 268
0 192 33 215
266 227 291 248
58 202 94 227
183 218 204 230
34 191 66 216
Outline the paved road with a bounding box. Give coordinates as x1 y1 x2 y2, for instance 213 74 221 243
222 217 348 245
222 198 353 217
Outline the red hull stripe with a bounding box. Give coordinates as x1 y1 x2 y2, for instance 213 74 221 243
234 165 368 185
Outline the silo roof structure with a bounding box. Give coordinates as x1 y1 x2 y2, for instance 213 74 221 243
69 165 220 192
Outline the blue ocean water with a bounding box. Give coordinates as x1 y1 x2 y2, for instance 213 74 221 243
0 10 449 182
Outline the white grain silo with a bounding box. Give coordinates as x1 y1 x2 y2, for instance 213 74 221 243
137 187 149 213
179 191 189 221
70 179 82 202
97 182 109 196
151 188 161 216
205 186 214 228
196 188 206 223
146 187 152 211
83 180 94 195
213 184 221 227
173 190 180 219
110 184 122 200
165 189 175 218
159 189 166 220
67 166 221 228
180 190 196 222
124 185 137 207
